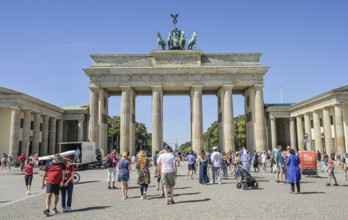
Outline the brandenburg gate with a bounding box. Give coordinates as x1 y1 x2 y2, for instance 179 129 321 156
84 50 269 156
83 15 269 156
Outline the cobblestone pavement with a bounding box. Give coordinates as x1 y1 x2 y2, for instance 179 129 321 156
1 162 347 220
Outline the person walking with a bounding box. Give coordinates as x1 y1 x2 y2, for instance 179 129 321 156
186 151 196 180
286 149 301 194
1 153 8 170
198 151 209 185
241 149 251 174
107 149 118 189
135 150 151 199
210 146 222 184
326 156 338 186
343 153 348 181
153 150 159 177
61 157 74 212
24 158 35 195
118 152 131 199
41 154 64 216
157 145 177 205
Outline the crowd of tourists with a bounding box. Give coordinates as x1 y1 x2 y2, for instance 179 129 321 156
5 143 347 217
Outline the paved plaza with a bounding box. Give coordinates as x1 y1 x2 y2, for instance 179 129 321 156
1 162 347 220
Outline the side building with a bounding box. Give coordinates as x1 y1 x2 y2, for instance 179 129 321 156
0 87 89 161
265 85 348 155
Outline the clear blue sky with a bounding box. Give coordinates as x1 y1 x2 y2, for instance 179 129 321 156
1 1 347 147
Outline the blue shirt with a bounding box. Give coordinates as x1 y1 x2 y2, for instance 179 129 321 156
274 149 283 165
187 155 196 165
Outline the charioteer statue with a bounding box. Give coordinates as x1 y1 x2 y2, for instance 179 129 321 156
157 14 197 50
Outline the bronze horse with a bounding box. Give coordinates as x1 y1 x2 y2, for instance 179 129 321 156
157 32 166 50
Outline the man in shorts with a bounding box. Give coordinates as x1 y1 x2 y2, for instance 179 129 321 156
274 145 284 183
157 145 177 205
186 151 196 180
42 154 64 216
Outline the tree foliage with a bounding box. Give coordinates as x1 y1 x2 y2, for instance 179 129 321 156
107 116 151 153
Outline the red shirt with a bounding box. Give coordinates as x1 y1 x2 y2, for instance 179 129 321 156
24 163 34 176
63 166 75 184
46 163 63 184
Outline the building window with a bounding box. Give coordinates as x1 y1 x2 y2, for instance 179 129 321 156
30 121 34 130
246 96 250 107
40 123 42 131
104 97 107 109
310 120 313 128
320 118 323 127
20 119 24 128
330 116 333 125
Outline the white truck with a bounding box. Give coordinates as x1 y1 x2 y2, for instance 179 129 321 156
59 142 96 169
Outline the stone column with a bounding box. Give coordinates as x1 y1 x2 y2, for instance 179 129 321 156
89 87 99 147
334 105 345 155
270 116 277 150
98 88 109 152
129 89 136 157
57 119 63 145
49 118 57 154
9 106 20 160
313 111 323 153
221 85 234 152
323 108 333 154
191 85 203 153
254 84 266 153
120 87 132 154
41 115 49 155
22 110 32 153
304 113 312 151
296 116 304 151
289 117 296 149
152 86 163 157
32 113 41 155
77 120 84 142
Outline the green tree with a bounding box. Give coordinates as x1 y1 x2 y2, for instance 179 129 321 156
107 116 151 153
178 141 191 153
234 114 246 150
203 121 219 151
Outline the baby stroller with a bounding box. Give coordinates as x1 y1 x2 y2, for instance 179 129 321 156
235 164 258 190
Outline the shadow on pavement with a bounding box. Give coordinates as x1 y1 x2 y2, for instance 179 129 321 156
76 180 100 185
175 192 201 196
175 198 210 204
174 186 192 190
299 192 325 194
0 201 11 203
70 206 111 212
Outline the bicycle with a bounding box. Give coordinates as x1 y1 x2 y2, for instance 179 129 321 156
73 172 80 183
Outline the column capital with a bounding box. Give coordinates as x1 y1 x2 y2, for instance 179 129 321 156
151 86 163 92
191 85 203 92
222 85 234 91
253 84 264 90
34 112 41 117
42 115 50 120
10 106 21 111
89 86 100 94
